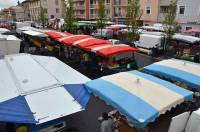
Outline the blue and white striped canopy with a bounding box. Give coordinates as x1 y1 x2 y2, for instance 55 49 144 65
85 71 193 128
144 59 200 90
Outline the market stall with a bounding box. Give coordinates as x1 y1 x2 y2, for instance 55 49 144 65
184 28 200 38
85 70 193 130
171 34 200 60
143 59 200 91
0 54 91 132
91 45 138 74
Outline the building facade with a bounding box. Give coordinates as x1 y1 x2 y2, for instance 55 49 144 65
0 8 16 21
73 0 128 22
140 0 160 25
176 0 200 32
21 0 31 21
25 0 65 21
41 0 65 19
140 0 200 31
14 6 25 21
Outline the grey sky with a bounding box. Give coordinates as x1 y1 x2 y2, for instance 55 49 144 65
0 0 25 9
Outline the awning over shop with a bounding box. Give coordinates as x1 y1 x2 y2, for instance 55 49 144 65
106 24 127 30
58 35 93 46
95 45 138 57
106 25 121 30
0 54 90 124
144 59 200 90
85 71 193 128
22 30 47 37
172 34 200 44
184 28 200 33
45 31 72 39
74 38 111 48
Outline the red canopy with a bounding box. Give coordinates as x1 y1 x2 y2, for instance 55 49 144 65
96 45 138 57
75 38 111 48
106 25 121 30
61 35 93 46
185 29 200 33
83 43 112 51
45 31 73 39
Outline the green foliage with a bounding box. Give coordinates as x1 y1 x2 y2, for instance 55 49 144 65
38 7 46 27
126 0 142 41
96 0 106 36
163 0 180 40
64 0 76 33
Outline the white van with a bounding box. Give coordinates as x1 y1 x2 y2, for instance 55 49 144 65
92 29 113 39
134 34 165 54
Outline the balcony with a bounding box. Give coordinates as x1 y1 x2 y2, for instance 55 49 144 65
159 0 171 6
90 14 97 19
90 4 98 9
73 0 84 2
75 5 85 10
75 14 86 19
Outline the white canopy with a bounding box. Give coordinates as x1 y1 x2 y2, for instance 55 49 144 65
22 30 47 37
0 54 90 124
172 34 200 43
0 28 10 34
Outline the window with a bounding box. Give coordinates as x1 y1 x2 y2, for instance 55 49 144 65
56 8 59 13
146 6 151 14
179 6 185 14
91 9 94 15
160 6 169 13
43 0 47 5
186 27 192 30
44 8 47 14
118 8 121 16
106 0 110 4
55 0 59 5
80 11 84 15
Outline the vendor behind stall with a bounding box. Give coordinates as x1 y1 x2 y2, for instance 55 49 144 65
100 112 114 132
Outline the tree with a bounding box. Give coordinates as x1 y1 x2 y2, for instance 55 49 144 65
38 7 46 28
64 0 76 33
126 0 142 42
163 0 180 51
96 0 106 37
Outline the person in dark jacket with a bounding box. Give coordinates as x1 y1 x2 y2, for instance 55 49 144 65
193 52 200 63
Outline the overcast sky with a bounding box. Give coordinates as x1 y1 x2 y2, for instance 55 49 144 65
0 0 25 9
